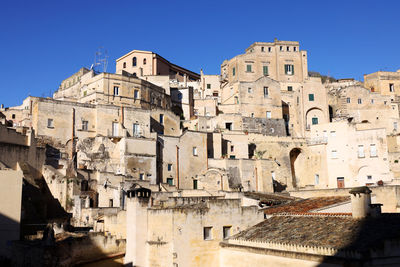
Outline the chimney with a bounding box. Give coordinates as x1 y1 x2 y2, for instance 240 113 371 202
349 186 372 218
124 187 151 266
0 104 3 109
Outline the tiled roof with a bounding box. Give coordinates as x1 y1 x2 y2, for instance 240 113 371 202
231 215 400 251
263 196 350 214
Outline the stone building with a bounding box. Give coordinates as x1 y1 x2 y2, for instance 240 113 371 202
115 50 200 82
124 187 263 267
364 69 400 97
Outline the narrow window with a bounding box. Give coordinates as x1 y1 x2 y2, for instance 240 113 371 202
261 46 265 52
232 67 236 76
203 227 212 240
287 86 293 91
286 46 290 52
223 226 231 239
132 57 137 67
268 47 271 52
308 94 314 101
263 87 269 97
337 177 345 188
47 118 54 128
263 66 268 76
312 117 318 125
293 47 297 52
266 111 272 118
315 174 319 185
134 90 139 99
370 144 377 157
285 64 294 75
193 147 198 156
271 171 275 180
358 98 362 104
394 122 398 131
112 122 118 136
159 114 164 125
133 123 140 136
390 83 394 92
231 145 234 152
246 64 252 72
109 199 113 207
113 86 119 96
248 87 253 93
330 131 336 137
207 84 211 89
371 99 374 104
346 97 350 103
123 62 126 68
234 96 239 104
280 46 283 51
331 150 338 159
143 58 147 65
384 101 387 105
193 179 198 189
82 120 88 131
358 145 365 158
225 122 232 130
167 164 172 171
139 173 144 180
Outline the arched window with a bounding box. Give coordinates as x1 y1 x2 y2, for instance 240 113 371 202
143 58 147 65
132 57 137 67
123 62 126 68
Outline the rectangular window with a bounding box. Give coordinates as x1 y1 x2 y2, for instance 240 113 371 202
330 131 336 137
248 87 253 93
223 226 231 239
193 147 198 156
113 86 119 96
263 66 268 76
203 227 212 240
47 118 54 128
263 87 269 97
331 150 338 159
337 177 345 188
134 90 139 99
246 64 252 72
261 46 265 52
287 46 290 52
109 199 113 207
167 164 172 171
231 145 234 152
133 123 140 136
358 98 362 104
287 86 293 91
207 84 211 89
268 47 272 52
232 67 236 76
271 171 275 180
390 83 394 92
312 117 318 125
159 114 164 125
293 47 297 52
82 120 88 131
284 64 294 75
346 97 350 103
394 122 398 131
225 122 232 130
213 92 218 97
139 173 144 180
308 94 314 101
280 46 283 51
167 178 174 186
315 174 319 185
266 111 272 118
234 96 239 104
367 175 372 180
371 99 374 104
370 144 377 157
193 179 198 190
358 145 365 158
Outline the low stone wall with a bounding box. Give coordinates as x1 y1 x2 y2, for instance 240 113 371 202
10 233 125 267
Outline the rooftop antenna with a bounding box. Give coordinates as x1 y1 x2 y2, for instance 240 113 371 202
92 47 108 73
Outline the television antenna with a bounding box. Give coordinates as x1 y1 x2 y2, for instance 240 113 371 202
91 47 108 73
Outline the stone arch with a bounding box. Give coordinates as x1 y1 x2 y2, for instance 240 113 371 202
305 107 324 129
289 148 302 188
200 168 229 191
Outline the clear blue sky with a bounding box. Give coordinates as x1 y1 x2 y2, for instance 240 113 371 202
1 0 399 107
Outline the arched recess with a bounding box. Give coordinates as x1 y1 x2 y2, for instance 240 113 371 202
305 107 325 129
289 148 302 188
201 168 229 191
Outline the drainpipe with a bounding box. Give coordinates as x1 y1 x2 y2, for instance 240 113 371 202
255 166 258 192
176 145 179 189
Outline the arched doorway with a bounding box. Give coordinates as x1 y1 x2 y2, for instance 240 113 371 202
289 148 302 188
